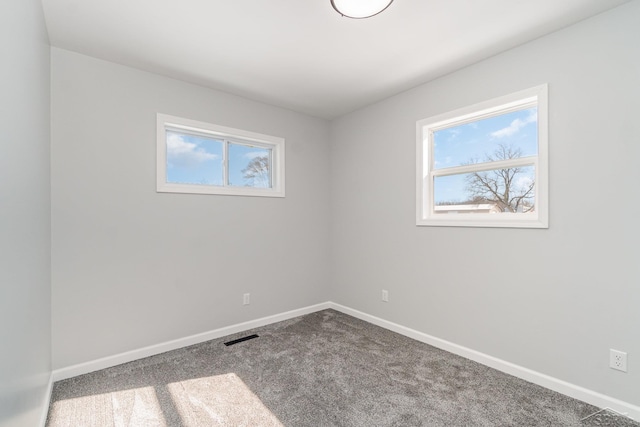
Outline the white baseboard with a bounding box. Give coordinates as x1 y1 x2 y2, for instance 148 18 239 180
52 302 331 382
51 300 639 421
39 373 53 427
327 302 640 421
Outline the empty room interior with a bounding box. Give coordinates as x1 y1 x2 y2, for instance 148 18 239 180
2 0 639 425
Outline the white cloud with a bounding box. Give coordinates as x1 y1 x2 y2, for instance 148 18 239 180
167 134 218 168
243 151 268 160
491 110 537 139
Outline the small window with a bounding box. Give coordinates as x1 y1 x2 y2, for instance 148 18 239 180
416 85 548 228
157 114 285 197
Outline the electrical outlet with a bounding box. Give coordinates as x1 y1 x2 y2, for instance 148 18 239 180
243 293 250 305
382 290 389 302
610 349 627 372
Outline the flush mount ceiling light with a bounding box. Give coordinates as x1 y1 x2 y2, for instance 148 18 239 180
331 0 394 19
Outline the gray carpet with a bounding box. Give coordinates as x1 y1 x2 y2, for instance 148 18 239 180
46 309 639 426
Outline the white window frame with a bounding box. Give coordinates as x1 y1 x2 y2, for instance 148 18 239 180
157 114 285 197
416 84 548 228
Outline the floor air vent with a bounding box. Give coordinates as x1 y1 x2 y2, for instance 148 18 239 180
224 334 259 346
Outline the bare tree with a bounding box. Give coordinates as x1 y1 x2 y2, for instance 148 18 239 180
242 155 270 187
464 143 535 213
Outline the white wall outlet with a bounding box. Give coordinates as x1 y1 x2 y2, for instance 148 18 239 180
610 349 627 372
382 289 389 302
243 293 250 305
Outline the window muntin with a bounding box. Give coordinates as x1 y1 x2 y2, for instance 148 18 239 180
417 85 548 228
157 114 285 197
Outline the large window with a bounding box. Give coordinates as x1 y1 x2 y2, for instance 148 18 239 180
157 114 285 197
416 85 548 228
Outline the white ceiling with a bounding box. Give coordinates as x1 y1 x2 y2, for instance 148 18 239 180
42 0 630 119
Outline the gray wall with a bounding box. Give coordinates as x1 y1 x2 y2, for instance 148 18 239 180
51 49 331 369
0 0 51 425
329 1 640 407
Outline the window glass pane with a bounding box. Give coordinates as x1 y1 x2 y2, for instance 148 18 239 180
166 130 223 186
433 166 536 214
228 143 272 188
433 107 537 170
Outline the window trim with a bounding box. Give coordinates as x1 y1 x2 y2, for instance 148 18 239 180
416 84 548 228
157 114 285 197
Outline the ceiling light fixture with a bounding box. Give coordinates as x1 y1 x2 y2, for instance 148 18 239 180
331 0 394 19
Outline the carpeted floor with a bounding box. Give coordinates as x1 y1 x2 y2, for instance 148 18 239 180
46 309 639 426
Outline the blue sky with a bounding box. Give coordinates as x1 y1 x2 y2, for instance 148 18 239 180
432 108 537 204
165 130 270 188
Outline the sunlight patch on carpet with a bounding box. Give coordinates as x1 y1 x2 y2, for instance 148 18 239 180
49 386 167 426
168 373 283 427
